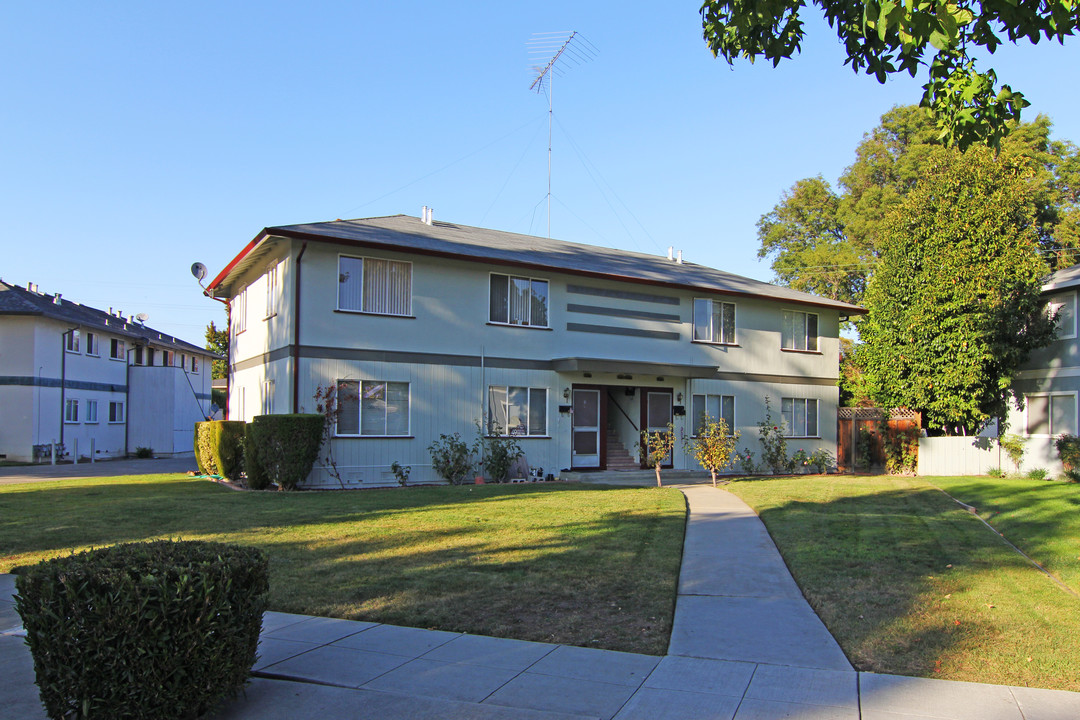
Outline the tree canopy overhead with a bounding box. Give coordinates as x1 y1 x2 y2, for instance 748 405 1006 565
701 0 1080 149
756 105 1080 306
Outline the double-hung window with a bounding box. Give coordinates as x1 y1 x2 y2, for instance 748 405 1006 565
1048 293 1077 340
693 299 735 344
191 356 199 373
338 256 412 316
65 330 80 353
85 400 98 423
781 398 818 437
109 401 124 423
782 310 819 352
262 380 274 415
691 394 735 436
337 380 410 436
488 386 548 436
110 338 125 360
233 287 248 335
64 399 79 423
1025 393 1076 436
265 263 279 318
162 350 174 367
489 274 549 327
85 332 99 356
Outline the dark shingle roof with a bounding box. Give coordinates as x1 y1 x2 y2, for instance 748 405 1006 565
1043 263 1080 293
214 214 864 314
0 280 214 356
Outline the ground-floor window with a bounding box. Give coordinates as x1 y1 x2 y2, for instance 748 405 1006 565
1025 393 1076 436
64 399 79 423
691 394 735 435
109 401 124 423
781 397 818 437
85 400 98 423
488 386 547 436
337 380 410 436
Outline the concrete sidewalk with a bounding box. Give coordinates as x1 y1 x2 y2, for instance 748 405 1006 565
2 485 1079 719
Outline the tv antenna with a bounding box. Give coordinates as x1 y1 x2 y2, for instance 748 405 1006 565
528 31 596 238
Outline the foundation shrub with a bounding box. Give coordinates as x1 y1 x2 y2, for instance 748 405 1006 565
246 414 323 490
14 540 268 720
209 420 246 480
194 421 216 475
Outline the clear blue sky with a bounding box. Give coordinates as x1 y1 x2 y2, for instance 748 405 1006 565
3 2 1078 344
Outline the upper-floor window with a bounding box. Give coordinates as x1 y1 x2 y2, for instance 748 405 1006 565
85 332 99 356
489 274 548 327
691 394 735 436
338 256 412 316
65 330 80 353
781 397 818 437
694 299 735 344
1048 292 1077 340
1026 393 1076 436
110 338 125 360
488 386 547 436
134 346 144 365
162 350 174 367
191 356 199 373
782 310 819 352
233 287 248 335
265 263 279 319
336 380 410 436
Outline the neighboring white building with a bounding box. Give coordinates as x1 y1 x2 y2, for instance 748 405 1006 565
1006 263 1080 475
207 214 864 487
0 280 218 462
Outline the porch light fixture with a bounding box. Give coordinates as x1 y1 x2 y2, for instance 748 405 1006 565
562 387 570 401
677 393 683 403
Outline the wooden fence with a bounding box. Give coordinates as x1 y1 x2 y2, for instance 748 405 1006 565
837 407 921 472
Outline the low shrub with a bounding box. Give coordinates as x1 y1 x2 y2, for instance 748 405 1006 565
209 420 246 480
391 460 411 487
988 467 1006 477
757 397 791 474
482 433 525 484
133 446 153 459
247 414 323 490
428 432 475 485
808 448 833 474
999 434 1026 474
1055 434 1080 474
15 540 268 720
1027 468 1049 481
194 421 216 475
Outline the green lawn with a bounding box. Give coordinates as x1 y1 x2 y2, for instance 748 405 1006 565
727 474 1080 691
0 476 686 655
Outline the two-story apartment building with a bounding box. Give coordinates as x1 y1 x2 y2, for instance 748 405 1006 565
207 214 863 487
1007 263 1080 474
0 280 218 462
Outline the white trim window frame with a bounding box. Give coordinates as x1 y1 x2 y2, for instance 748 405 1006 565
265 262 279 319
782 310 819 352
337 255 413 316
487 386 548 436
85 332 99 356
85 399 99 424
691 393 735 436
191 355 199 374
335 380 411 437
110 338 125 361
64 399 79 423
161 350 175 367
488 273 549 328
1024 392 1077 437
65 329 80 354
781 397 819 438
262 379 274 415
234 287 248 335
108 401 125 424
1048 292 1077 341
693 299 736 345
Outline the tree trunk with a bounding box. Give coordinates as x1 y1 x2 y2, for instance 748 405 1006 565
655 464 662 487
711 469 717 488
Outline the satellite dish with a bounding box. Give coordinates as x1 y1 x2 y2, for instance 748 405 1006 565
191 262 208 281
135 312 149 324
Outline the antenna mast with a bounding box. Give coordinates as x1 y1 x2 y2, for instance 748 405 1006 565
528 31 595 238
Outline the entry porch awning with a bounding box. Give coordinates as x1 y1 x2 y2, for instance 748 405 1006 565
551 357 719 379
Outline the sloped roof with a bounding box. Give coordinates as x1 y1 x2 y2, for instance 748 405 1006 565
0 280 215 356
210 214 865 314
1043 263 1080 293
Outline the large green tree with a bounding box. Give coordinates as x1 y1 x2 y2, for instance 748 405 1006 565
860 147 1056 434
205 320 228 381
757 105 1080 305
701 0 1080 149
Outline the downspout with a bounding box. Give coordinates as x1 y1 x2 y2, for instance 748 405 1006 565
292 242 307 413
60 327 78 450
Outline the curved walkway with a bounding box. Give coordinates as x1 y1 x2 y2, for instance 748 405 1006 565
2 482 1079 719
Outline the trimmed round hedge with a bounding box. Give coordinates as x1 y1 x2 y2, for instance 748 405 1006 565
15 540 269 720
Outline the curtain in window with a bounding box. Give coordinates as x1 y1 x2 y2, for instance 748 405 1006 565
529 388 547 435
488 386 508 434
531 280 548 327
693 299 710 341
721 395 735 430
385 382 409 435
361 381 388 435
490 275 509 323
337 381 360 435
507 386 528 435
781 398 795 436
721 304 735 344
711 303 725 343
806 399 818 436
806 314 818 352
363 259 389 315
339 257 363 311
510 277 531 325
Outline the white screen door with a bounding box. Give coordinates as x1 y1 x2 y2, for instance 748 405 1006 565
572 389 601 468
